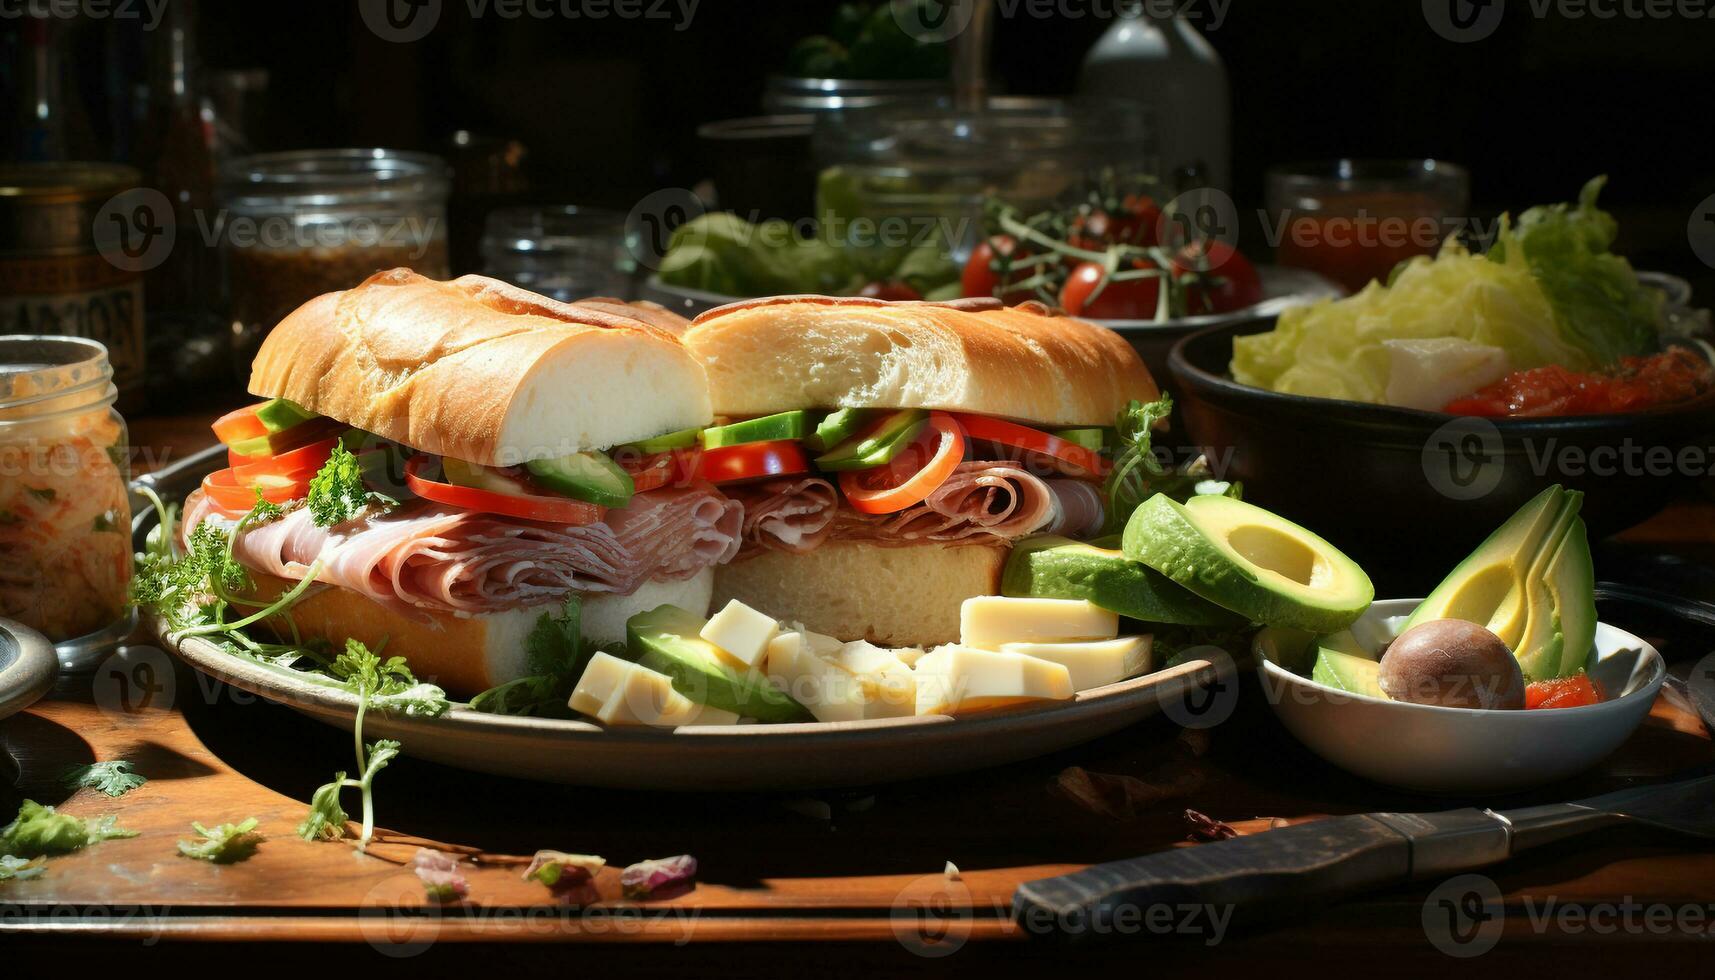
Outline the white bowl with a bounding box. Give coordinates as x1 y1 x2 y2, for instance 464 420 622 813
1255 598 1666 795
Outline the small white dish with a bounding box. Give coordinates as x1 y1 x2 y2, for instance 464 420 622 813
1255 598 1666 795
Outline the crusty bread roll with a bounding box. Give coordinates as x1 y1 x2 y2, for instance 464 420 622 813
249 269 712 466
713 541 1006 648
249 569 714 698
682 296 1157 425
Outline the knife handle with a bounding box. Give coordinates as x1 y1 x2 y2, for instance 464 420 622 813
1013 814 1413 939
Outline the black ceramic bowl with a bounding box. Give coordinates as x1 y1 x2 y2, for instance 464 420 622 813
1169 317 1715 591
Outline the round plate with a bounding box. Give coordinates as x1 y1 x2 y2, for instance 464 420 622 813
165 627 1230 790
0 617 59 721
636 265 1342 323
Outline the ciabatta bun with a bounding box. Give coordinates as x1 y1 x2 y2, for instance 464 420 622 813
683 296 1157 426
249 569 714 698
249 269 712 466
712 541 1005 648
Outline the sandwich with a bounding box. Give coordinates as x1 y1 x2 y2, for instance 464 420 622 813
176 269 741 696
680 295 1158 647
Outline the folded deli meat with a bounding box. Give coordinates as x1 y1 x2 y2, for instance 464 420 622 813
182 482 741 618
730 465 1105 556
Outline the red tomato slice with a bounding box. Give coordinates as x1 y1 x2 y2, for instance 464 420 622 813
951 413 1106 479
697 440 810 485
610 447 702 493
202 467 311 516
839 412 965 514
212 404 268 445
230 437 339 484
225 417 349 459
404 454 605 525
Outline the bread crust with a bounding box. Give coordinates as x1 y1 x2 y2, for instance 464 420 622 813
248 269 712 465
683 296 1158 425
712 541 1006 648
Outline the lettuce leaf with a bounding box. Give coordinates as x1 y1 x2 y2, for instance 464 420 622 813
1232 177 1662 404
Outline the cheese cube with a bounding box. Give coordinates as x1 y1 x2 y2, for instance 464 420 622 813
959 596 1119 650
701 599 780 672
998 636 1153 691
892 646 928 667
762 630 871 723
828 641 916 719
914 645 1075 716
569 652 738 728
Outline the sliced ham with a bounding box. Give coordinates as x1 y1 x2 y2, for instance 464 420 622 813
728 477 839 554
733 462 1107 553
182 482 741 616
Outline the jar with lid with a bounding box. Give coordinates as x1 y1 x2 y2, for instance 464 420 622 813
219 149 451 377
0 163 149 414
0 336 132 656
479 205 634 302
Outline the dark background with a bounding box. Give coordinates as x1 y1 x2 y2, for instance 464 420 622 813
7 0 1715 283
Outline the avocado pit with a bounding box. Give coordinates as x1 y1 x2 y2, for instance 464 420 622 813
1378 619 1525 710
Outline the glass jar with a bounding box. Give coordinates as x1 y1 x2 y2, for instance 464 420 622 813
0 336 131 653
220 149 452 377
479 205 635 301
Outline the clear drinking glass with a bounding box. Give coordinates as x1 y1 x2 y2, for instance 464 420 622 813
479 206 635 301
1266 158 1471 294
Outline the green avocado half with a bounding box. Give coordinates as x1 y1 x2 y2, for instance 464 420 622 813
1122 494 1374 634
1402 485 1596 682
1002 535 1247 628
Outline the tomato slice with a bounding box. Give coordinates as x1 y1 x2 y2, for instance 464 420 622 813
697 440 811 485
212 405 268 445
230 437 339 483
404 454 605 525
202 467 311 516
839 412 965 514
952 413 1106 479
611 447 702 493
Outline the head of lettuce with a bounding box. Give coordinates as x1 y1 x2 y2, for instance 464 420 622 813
1231 177 1667 410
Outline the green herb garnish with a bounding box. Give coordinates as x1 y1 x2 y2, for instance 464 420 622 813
307 443 395 527
1 800 137 859
60 760 146 798
177 818 262 863
469 596 587 717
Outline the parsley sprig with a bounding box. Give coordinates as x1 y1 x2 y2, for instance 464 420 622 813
1100 395 1240 534
60 760 147 798
468 596 589 717
307 443 395 527
178 817 262 863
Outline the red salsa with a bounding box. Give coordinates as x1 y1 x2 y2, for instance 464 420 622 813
1524 673 1601 710
1444 348 1713 417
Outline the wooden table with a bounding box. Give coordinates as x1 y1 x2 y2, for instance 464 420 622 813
4 416 1714 972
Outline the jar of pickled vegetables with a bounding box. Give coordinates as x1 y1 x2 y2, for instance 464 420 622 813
0 336 131 647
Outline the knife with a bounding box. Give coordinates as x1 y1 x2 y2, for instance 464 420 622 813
1013 773 1715 939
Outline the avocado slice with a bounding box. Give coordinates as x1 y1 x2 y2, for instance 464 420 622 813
1402 486 1595 681
1123 494 1373 633
815 409 928 471
627 427 701 453
1002 535 1246 628
807 408 880 451
525 451 635 508
254 398 317 433
1310 648 1388 699
702 411 810 449
1052 428 1109 453
626 605 811 723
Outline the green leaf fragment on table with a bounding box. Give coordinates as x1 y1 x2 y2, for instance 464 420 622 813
298 772 351 841
177 817 262 864
60 760 147 798
1 800 137 858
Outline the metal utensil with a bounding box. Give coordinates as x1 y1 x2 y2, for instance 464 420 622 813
1014 774 1715 938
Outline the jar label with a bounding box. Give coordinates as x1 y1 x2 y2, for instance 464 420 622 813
0 255 146 393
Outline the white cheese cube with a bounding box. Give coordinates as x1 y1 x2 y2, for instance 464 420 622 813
959 596 1119 650
570 652 736 728
700 599 780 672
762 631 871 723
998 636 1153 691
829 641 916 719
914 645 1075 716
892 646 928 667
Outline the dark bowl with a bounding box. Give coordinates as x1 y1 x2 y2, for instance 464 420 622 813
1168 317 1715 592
